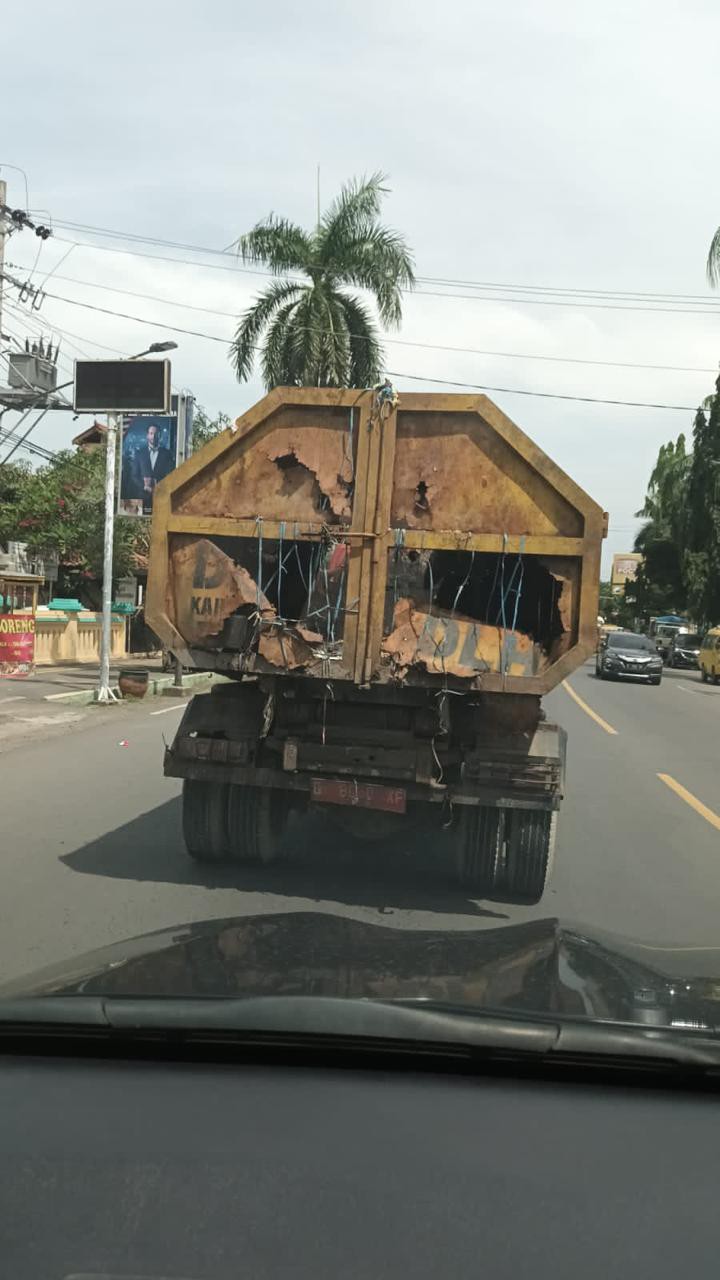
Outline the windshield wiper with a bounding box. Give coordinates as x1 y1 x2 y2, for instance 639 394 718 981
0 996 719 1070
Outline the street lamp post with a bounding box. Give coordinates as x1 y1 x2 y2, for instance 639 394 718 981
96 340 178 704
97 411 120 702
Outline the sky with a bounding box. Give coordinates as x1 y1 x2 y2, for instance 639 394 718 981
3 0 720 574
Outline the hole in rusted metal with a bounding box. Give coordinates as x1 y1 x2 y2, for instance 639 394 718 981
384 548 566 672
180 534 350 665
273 451 333 515
429 551 563 652
414 480 431 512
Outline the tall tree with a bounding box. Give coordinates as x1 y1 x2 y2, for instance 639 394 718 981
632 432 690 616
707 229 720 286
231 173 415 390
684 383 720 624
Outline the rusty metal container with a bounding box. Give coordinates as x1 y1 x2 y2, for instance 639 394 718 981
146 387 605 695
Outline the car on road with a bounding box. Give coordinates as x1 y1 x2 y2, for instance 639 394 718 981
699 628 720 684
667 632 703 669
596 630 663 684
649 618 693 662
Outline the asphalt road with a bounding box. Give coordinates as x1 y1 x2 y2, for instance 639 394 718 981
0 661 719 987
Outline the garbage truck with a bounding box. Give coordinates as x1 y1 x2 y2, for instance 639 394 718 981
145 386 605 903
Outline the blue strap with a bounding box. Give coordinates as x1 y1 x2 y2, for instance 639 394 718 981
277 521 285 619
255 517 263 608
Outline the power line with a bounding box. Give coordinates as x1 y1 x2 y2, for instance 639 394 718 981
44 230 720 316
412 288 720 316
3 293 129 359
415 275 720 305
1 266 706 413
0 427 54 462
7 264 715 375
41 287 230 343
385 369 697 412
36 291 702 409
47 215 720 305
51 233 289 280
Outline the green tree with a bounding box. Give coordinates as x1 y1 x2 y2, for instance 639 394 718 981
706 229 720 286
0 448 145 586
598 580 620 621
632 432 690 618
231 173 415 390
684 384 720 624
191 406 232 451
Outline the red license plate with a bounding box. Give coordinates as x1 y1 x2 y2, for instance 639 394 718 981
310 777 406 814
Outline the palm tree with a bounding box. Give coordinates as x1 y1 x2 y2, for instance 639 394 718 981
231 173 414 389
707 228 720 286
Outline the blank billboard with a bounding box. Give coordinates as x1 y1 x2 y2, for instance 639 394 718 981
73 360 171 413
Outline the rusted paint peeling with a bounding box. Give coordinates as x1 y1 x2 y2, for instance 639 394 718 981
172 535 338 670
258 622 323 670
391 411 583 536
537 557 575 662
171 537 274 644
381 598 542 681
266 436 352 520
175 417 353 525
549 576 572 661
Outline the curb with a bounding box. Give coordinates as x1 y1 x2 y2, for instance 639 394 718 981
43 671 229 706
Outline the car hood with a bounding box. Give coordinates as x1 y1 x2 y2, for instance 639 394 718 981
608 647 657 659
1 911 719 1029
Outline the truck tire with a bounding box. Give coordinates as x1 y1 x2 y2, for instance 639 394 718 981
182 780 231 862
495 810 554 904
454 805 503 895
227 784 289 864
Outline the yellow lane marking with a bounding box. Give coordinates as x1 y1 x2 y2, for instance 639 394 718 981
657 774 720 833
561 680 618 735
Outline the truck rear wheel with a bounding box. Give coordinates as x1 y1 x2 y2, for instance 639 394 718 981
454 806 503 895
182 780 231 862
495 810 555 904
226 784 290 864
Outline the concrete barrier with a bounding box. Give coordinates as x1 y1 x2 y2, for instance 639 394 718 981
34 612 126 664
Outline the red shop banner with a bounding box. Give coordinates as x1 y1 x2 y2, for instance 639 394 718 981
0 614 36 678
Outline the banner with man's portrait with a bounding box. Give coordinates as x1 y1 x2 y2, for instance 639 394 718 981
118 412 178 517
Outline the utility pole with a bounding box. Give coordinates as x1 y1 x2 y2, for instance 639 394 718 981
95 340 178 704
97 413 120 702
0 179 7 343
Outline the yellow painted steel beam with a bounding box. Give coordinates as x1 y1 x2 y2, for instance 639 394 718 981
397 531 589 556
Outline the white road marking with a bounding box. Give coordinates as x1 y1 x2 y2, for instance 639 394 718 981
44 689 94 700
149 703 186 716
0 695 26 703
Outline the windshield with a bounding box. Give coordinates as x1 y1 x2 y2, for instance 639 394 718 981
2 3 720 1053
607 633 655 651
